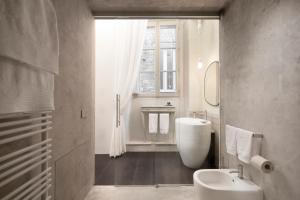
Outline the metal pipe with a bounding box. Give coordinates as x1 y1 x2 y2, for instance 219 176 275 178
0 121 52 137
0 151 51 179
116 94 121 127
22 181 51 200
0 127 52 145
0 111 52 200
0 144 51 171
0 156 51 188
0 111 51 120
19 179 51 200
118 94 121 126
1 169 51 200
31 184 52 200
0 116 52 128
0 139 52 162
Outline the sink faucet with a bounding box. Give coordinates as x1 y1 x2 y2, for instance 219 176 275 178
229 164 244 179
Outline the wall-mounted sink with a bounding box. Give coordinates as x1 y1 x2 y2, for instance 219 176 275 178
140 106 176 113
193 169 263 200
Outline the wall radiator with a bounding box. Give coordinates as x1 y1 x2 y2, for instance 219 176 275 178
0 111 52 200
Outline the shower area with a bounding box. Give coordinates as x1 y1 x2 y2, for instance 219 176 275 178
94 19 220 185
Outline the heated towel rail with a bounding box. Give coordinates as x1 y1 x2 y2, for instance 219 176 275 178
0 111 52 200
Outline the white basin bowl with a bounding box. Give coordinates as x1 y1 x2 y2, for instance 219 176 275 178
193 169 263 200
175 118 211 168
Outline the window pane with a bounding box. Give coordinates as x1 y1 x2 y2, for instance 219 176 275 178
139 72 155 93
160 25 176 49
160 71 176 92
160 49 176 71
138 26 156 93
160 72 163 90
167 72 175 90
141 50 155 72
143 26 156 50
160 25 176 93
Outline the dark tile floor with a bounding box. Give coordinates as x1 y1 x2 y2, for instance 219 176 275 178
95 152 215 185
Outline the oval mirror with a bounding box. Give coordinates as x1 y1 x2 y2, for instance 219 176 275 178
204 61 220 106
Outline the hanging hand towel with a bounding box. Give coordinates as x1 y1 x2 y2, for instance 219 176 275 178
225 125 237 156
236 128 254 163
0 57 54 114
159 113 169 134
0 0 59 74
149 113 158 134
0 0 59 114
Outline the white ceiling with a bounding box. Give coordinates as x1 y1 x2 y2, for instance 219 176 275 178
88 0 231 16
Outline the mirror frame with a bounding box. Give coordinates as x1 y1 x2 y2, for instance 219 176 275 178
204 61 220 107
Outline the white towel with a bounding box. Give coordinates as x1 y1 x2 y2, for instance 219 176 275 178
159 113 169 134
236 128 254 163
148 113 158 134
225 125 237 156
0 0 59 74
0 57 54 114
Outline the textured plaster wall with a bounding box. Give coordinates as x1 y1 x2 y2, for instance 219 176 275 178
220 0 300 199
51 0 95 199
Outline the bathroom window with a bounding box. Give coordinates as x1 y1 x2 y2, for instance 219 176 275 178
139 26 156 94
137 21 178 96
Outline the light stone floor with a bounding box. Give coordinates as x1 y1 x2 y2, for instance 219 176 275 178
85 185 197 200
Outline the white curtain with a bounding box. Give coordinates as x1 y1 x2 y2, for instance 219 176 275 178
106 20 148 157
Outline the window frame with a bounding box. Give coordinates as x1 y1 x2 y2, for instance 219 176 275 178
136 20 181 98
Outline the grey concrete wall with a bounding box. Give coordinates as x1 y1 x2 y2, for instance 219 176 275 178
88 0 230 12
220 0 300 200
51 0 95 199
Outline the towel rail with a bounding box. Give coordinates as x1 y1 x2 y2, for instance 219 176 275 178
0 152 51 180
31 184 52 200
0 111 52 199
22 182 51 200
0 139 52 162
1 169 51 200
0 121 52 137
0 145 51 171
0 126 52 145
0 111 52 120
0 156 51 188
8 177 51 200
0 115 52 128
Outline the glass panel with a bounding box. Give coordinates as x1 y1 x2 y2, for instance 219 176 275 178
167 72 174 90
138 26 156 94
160 25 176 93
140 50 155 72
160 25 176 49
143 26 156 50
160 72 163 90
139 72 155 93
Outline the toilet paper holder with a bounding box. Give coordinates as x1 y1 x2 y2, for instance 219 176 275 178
251 155 274 173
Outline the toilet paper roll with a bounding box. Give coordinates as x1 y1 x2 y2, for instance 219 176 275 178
250 155 273 173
